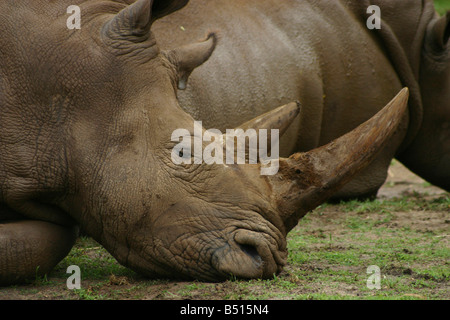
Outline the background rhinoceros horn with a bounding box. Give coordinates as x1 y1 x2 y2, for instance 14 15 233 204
221 102 300 160
237 101 301 135
271 88 410 232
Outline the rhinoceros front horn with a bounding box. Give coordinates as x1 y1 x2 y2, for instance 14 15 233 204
271 88 409 232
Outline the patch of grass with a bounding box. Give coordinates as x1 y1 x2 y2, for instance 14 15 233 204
283 194 449 299
52 237 136 280
72 287 106 300
434 0 450 15
339 196 450 214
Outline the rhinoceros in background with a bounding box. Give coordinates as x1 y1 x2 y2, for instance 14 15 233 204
154 0 450 198
0 0 441 285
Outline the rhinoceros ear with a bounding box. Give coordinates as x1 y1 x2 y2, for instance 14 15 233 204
103 0 188 39
167 33 218 90
428 11 450 49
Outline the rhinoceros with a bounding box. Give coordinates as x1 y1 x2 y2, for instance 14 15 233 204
155 0 449 198
0 0 444 285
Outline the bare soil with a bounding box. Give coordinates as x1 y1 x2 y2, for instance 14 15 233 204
378 161 448 200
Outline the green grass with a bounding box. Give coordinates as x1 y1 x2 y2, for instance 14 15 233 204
340 196 450 214
51 236 135 280
283 196 449 300
434 0 450 15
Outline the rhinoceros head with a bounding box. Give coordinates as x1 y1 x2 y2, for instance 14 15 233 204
0 0 409 281
399 10 450 192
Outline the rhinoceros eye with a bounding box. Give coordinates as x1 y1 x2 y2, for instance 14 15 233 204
178 147 191 160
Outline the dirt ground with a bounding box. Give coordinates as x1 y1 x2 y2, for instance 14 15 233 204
378 161 448 200
0 161 448 300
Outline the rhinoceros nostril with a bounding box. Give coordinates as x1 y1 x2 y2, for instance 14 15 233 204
233 230 282 278
211 241 264 279
238 243 262 265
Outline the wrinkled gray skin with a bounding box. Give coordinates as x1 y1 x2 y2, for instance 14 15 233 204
154 0 450 196
0 0 446 285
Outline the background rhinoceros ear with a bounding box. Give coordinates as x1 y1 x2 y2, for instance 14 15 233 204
104 0 189 38
428 11 450 49
167 33 218 90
